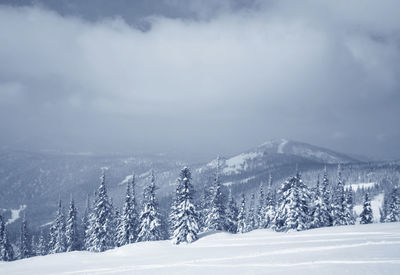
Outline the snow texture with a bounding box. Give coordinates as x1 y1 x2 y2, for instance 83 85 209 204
223 152 260 175
346 183 377 191
2 223 399 274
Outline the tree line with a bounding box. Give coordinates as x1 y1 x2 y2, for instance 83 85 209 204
1 164 399 261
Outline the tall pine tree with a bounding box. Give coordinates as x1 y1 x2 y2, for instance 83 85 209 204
273 172 311 232
225 189 239 233
18 215 32 259
66 197 80 251
170 167 199 244
360 193 373 224
205 158 226 231
331 164 348 226
137 171 164 242
87 172 115 252
0 214 14 261
237 194 247 234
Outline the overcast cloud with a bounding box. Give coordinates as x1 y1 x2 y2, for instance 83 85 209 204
0 0 399 160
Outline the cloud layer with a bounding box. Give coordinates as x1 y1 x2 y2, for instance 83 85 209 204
0 1 399 160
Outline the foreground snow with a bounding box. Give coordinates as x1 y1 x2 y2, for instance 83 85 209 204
1 223 400 275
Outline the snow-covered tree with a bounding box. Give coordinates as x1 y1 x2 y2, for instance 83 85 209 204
256 184 267 229
331 164 348 226
225 189 239 233
170 167 199 244
237 194 247 234
86 172 115 252
320 168 332 226
51 200 67 253
360 193 373 224
273 172 311 232
264 174 276 228
310 175 323 229
205 158 226 231
137 171 164 242
82 194 92 250
0 215 14 261
37 229 48 256
344 186 355 225
66 197 80 251
384 187 400 222
117 174 139 246
246 193 256 232
18 216 32 259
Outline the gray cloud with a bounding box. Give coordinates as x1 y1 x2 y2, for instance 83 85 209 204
0 1 399 160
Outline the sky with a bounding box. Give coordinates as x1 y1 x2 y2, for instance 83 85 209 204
0 0 399 161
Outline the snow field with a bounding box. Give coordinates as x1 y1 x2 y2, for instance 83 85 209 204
1 222 400 275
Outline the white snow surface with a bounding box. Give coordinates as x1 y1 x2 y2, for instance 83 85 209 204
223 152 260 175
119 175 133 185
2 223 400 275
5 205 26 225
354 193 384 223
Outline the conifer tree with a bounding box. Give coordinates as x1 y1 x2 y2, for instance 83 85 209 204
137 171 164 242
264 174 276 228
82 194 92 250
170 167 199 244
246 193 256 232
66 197 80 251
310 175 323 228
344 186 355 225
87 172 115 252
117 174 139 246
360 193 373 224
256 184 267 229
331 164 348 226
205 158 226 231
18 215 32 259
237 194 247 233
273 172 311 232
385 187 400 222
198 188 211 232
225 189 239 233
51 200 67 253
320 167 332 226
37 229 48 256
0 215 14 261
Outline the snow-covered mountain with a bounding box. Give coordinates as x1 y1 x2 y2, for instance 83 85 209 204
2 222 399 275
193 139 362 193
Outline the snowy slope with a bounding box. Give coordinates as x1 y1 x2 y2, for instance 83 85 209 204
1 223 400 275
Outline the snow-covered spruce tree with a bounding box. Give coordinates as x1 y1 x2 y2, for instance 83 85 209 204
225 189 239 233
256 184 267 229
237 194 247 233
66 197 80 252
51 200 67 253
37 229 48 256
0 215 14 261
310 175 323 229
246 193 256 232
331 164 348 226
137 171 164 242
344 187 355 225
117 174 139 246
273 172 311 232
170 167 199 244
18 215 32 259
360 193 373 224
320 168 332 226
198 188 211 232
87 172 115 252
385 186 400 222
82 194 93 250
205 158 226 231
264 174 276 228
